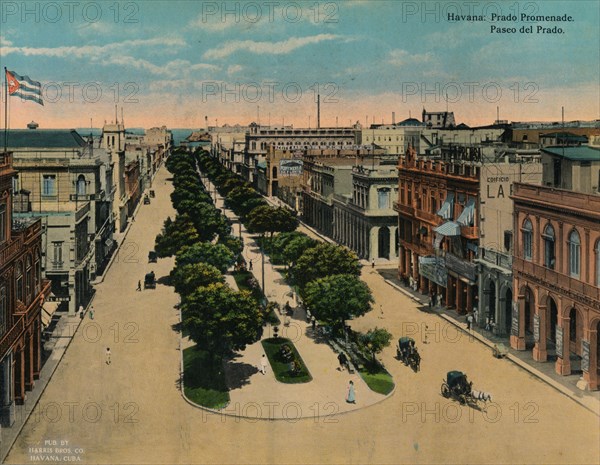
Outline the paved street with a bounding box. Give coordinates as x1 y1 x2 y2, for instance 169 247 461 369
6 165 599 465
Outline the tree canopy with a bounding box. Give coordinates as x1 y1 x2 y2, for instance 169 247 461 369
181 283 265 361
292 243 361 290
175 242 235 273
302 274 373 328
359 328 393 362
171 262 224 299
154 214 200 257
246 205 298 237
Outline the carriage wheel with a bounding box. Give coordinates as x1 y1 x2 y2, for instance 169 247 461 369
458 394 466 405
441 384 450 398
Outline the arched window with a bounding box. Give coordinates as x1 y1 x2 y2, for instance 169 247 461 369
77 175 87 196
596 240 600 287
568 229 581 278
522 219 533 260
542 223 555 269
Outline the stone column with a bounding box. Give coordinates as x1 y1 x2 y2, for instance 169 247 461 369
582 327 597 390
533 303 548 362
389 226 398 260
466 283 473 313
510 290 526 350
555 313 572 375
370 227 379 261
398 246 405 276
456 279 464 314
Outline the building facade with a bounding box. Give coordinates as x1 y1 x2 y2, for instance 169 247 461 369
0 152 51 426
2 129 114 314
396 146 480 314
511 183 600 390
332 163 399 261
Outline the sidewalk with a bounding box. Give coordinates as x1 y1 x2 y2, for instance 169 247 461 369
0 311 87 461
378 268 600 416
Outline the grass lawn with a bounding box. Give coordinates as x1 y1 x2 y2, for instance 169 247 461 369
359 361 395 395
183 346 230 409
261 338 312 384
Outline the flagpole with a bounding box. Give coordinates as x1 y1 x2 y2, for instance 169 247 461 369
3 67 7 154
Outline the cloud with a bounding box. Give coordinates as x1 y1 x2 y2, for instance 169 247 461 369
388 49 433 66
203 34 342 59
0 35 12 46
227 64 244 75
0 37 186 59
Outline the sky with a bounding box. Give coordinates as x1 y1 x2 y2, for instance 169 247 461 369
1 0 599 129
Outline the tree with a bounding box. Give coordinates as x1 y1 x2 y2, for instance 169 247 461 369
225 186 262 215
171 262 224 299
302 274 373 330
218 235 243 256
175 242 235 273
282 235 317 268
181 283 265 364
247 206 298 237
359 328 393 362
154 214 200 257
292 243 361 290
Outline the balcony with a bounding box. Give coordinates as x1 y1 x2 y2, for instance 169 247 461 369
393 201 414 217
514 257 600 303
415 209 441 225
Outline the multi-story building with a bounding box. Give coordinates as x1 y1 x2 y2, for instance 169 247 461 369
476 148 543 334
509 120 599 145
2 129 114 314
355 119 424 156
511 144 600 390
422 109 456 129
332 163 399 261
0 151 51 425
244 123 359 184
396 145 480 314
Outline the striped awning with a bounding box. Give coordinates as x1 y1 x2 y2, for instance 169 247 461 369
437 192 454 220
434 221 461 237
457 198 476 226
41 301 60 327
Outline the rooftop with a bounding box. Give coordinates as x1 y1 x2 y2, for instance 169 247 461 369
0 129 87 148
541 146 600 161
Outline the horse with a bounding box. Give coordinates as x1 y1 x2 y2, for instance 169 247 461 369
471 389 492 403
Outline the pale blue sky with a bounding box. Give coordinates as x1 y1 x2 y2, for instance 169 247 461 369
1 1 598 128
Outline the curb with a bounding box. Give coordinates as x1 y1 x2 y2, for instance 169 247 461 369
383 277 600 417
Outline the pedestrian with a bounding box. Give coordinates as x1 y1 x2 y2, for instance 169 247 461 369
260 354 268 375
428 294 433 309
89 308 94 320
105 347 111 365
485 316 491 331
467 313 474 331
311 316 316 331
79 305 84 320
371 258 375 270
379 304 384 319
249 261 253 270
136 280 142 291
346 380 356 404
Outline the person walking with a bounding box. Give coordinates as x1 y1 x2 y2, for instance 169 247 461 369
311 316 316 331
466 313 474 331
260 354 268 375
89 308 94 320
105 347 112 365
79 305 84 320
249 261 253 271
136 280 142 291
346 380 356 404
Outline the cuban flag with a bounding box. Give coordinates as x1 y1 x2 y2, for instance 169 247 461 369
6 69 44 106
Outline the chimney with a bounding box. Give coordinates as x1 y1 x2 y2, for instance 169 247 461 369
317 94 321 129
392 112 396 125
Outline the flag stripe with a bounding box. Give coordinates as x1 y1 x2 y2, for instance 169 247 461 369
9 71 42 89
11 90 44 106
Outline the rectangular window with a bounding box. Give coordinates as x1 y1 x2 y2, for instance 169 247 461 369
378 189 390 209
52 241 64 268
0 203 6 243
42 175 56 196
504 231 513 252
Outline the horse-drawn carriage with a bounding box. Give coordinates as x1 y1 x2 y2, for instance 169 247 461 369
397 337 421 372
441 370 492 409
441 370 472 404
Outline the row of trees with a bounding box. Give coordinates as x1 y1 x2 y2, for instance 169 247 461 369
197 152 391 363
157 149 264 367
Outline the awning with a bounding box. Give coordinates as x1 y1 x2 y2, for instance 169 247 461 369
457 198 476 226
41 301 60 328
434 221 461 237
434 232 444 249
436 192 454 220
